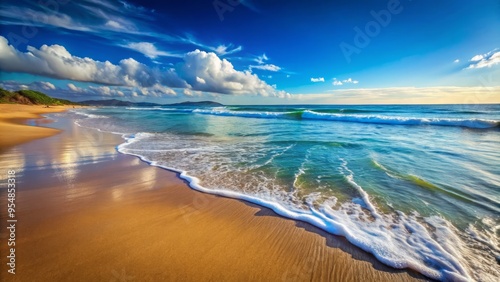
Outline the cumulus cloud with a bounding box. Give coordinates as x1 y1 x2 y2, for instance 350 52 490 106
0 36 175 87
467 50 500 69
310 77 325 82
67 83 86 94
333 77 359 86
0 37 287 98
470 54 484 62
89 86 125 96
34 81 56 90
178 49 288 97
454 59 460 63
121 42 181 59
182 88 203 97
136 84 176 96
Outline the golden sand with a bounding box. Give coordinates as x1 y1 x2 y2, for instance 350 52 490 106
0 108 426 281
0 104 70 150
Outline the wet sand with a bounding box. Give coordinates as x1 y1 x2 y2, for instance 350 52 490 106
0 111 427 281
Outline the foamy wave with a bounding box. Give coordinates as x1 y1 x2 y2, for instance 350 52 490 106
301 110 499 129
193 108 287 118
115 133 473 281
70 110 109 119
126 107 195 112
124 107 499 129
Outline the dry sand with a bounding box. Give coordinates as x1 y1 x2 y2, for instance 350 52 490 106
0 108 427 281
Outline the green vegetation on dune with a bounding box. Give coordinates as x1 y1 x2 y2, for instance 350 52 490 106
0 88 80 105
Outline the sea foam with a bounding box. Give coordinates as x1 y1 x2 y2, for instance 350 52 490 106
115 132 473 281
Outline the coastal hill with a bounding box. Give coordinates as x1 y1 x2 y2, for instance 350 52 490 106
0 88 80 106
0 88 223 107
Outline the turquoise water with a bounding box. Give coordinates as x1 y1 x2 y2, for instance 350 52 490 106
73 104 499 281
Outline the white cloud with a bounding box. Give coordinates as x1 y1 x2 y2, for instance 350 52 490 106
343 78 359 84
196 76 206 84
467 50 500 69
179 49 288 97
122 42 181 59
105 20 125 30
182 88 203 97
249 64 281 72
454 59 460 63
0 7 91 32
1 81 55 93
134 84 176 97
0 3 144 36
470 54 484 62
333 77 359 86
87 86 122 96
183 88 192 96
89 86 111 96
255 54 269 64
67 83 84 92
249 53 283 72
310 77 325 82
213 44 243 56
36 81 56 90
181 35 243 56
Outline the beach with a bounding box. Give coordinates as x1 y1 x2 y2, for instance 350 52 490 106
0 107 427 281
0 105 68 150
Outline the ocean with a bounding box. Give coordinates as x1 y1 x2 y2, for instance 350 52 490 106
70 104 499 281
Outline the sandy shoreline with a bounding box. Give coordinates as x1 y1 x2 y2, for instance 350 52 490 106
0 109 427 281
0 104 70 151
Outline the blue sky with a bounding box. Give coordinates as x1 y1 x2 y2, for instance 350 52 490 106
0 0 499 104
